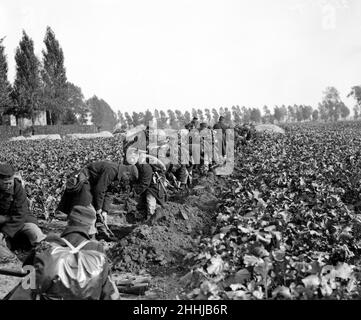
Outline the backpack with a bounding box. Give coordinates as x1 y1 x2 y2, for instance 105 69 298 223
33 237 107 300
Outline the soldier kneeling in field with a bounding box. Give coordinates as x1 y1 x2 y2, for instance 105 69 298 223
0 163 46 252
133 161 168 224
57 161 138 242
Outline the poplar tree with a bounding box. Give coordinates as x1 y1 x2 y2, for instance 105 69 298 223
117 111 127 128
184 111 191 124
197 109 204 122
212 108 219 124
159 110 168 129
124 112 133 127
167 109 176 128
42 26 68 124
12 31 42 121
132 111 141 127
0 37 12 123
87 95 117 131
144 109 153 125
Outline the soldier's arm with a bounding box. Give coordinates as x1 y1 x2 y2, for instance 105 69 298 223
93 168 117 211
102 192 113 213
56 190 72 215
10 183 29 226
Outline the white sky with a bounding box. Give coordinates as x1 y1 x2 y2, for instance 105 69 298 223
0 0 360 113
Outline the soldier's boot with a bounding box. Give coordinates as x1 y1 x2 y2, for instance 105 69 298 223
144 194 163 225
187 173 193 188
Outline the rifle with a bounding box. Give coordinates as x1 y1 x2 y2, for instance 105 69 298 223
153 171 171 202
0 268 29 278
168 173 181 189
154 172 169 192
165 178 181 192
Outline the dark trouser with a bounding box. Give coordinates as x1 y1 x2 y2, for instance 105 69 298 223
221 134 226 157
175 165 189 185
1 223 46 250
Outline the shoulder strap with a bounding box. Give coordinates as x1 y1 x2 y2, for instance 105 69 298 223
61 238 90 253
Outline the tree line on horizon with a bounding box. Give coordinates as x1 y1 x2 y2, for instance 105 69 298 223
1 27 361 132
116 86 361 130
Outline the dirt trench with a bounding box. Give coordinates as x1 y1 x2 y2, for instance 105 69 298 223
107 176 220 299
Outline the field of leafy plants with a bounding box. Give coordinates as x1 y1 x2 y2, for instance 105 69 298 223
183 121 361 300
0 137 125 219
2 121 361 300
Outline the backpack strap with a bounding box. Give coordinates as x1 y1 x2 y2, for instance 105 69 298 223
61 238 90 254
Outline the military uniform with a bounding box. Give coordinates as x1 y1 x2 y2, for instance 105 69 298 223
162 131 190 188
213 119 229 157
135 163 166 218
6 206 118 300
57 179 93 216
0 164 45 248
58 162 138 241
58 161 120 242
83 161 121 213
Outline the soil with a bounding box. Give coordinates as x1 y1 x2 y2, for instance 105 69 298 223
0 173 223 300
0 248 24 300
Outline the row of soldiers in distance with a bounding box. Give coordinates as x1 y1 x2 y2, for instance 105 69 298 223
123 115 231 191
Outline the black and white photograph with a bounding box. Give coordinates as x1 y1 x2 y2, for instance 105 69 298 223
0 0 361 310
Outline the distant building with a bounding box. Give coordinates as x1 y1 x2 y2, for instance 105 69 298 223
9 115 16 126
17 117 33 128
74 110 93 125
32 110 47 126
17 110 47 127
0 114 16 126
84 111 93 125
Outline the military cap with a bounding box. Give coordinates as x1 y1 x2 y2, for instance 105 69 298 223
68 205 96 227
0 163 15 178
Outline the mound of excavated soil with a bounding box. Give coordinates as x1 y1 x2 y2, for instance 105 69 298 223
109 197 216 274
110 224 196 273
155 202 213 235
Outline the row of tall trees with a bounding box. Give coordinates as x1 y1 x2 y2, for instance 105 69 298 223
116 87 354 129
2 30 359 131
0 28 116 130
